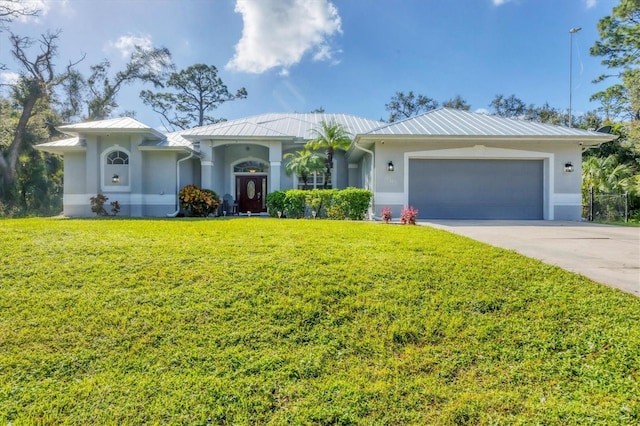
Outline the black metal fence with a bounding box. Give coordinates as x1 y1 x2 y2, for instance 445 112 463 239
583 187 629 222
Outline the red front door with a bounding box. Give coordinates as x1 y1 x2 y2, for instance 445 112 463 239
236 175 267 213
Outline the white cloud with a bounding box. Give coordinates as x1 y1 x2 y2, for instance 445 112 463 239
0 71 20 95
492 0 513 5
0 0 60 22
107 34 154 58
584 0 597 9
226 0 342 74
0 71 20 85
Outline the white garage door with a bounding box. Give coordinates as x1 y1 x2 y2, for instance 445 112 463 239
408 159 544 219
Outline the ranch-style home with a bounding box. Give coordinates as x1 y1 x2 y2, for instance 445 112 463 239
36 108 616 220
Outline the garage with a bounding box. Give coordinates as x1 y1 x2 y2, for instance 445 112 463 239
408 159 544 219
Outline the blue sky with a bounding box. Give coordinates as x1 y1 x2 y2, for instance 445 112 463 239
0 0 618 130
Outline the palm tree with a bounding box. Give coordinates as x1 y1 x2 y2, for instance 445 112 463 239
283 150 324 190
305 120 352 188
582 155 635 194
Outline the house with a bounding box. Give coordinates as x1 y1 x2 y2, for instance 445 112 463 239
36 108 616 220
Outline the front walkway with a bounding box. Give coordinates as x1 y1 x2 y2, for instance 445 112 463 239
421 220 640 297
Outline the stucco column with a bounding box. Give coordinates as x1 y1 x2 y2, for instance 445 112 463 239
200 141 214 190
268 141 282 193
130 136 143 217
85 136 99 197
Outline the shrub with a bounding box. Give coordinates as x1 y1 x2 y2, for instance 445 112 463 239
381 207 392 223
326 202 348 220
284 190 306 218
340 187 372 220
269 188 372 220
305 189 333 218
400 206 419 225
266 190 287 217
90 194 109 216
179 185 220 217
110 201 121 215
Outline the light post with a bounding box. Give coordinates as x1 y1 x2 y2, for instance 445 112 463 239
569 27 582 127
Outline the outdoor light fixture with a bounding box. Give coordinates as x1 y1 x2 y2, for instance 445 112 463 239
249 168 256 173
112 174 120 183
564 162 574 173
387 161 394 172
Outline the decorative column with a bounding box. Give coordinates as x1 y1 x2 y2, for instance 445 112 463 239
268 141 282 193
130 135 143 217
200 141 214 190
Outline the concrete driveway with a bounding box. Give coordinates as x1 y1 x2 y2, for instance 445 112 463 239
421 220 640 297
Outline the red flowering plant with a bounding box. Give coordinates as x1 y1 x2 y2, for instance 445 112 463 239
179 185 220 217
381 206 392 223
400 206 418 225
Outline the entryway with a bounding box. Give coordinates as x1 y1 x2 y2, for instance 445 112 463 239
236 175 267 213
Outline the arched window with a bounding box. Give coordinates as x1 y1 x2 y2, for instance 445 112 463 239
102 147 131 191
234 160 269 173
107 151 129 165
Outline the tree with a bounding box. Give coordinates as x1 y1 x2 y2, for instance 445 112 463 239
0 31 78 203
305 121 352 189
490 94 528 118
590 0 640 121
140 64 247 130
385 91 439 122
442 95 471 111
0 0 38 29
86 46 173 120
283 150 324 190
583 155 636 194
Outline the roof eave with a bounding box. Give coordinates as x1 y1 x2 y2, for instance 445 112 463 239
138 145 202 156
34 145 86 154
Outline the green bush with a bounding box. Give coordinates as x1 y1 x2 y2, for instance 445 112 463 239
266 190 286 217
284 190 307 218
340 187 372 220
179 185 220 217
267 188 372 220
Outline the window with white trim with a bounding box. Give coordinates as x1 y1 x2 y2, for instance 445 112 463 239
102 148 131 191
296 171 330 189
107 151 129 165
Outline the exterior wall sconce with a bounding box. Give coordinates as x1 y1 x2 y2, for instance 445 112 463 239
112 174 120 183
564 162 574 173
387 161 394 172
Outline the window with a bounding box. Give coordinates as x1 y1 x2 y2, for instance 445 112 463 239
102 148 130 191
234 160 268 173
297 171 331 189
107 150 129 165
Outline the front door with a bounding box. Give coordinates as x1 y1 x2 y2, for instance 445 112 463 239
236 175 267 213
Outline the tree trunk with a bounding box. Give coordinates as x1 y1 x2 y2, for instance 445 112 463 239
0 87 39 204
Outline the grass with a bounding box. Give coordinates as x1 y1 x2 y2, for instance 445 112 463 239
0 218 639 425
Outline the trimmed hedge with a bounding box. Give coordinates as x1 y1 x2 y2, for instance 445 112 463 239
267 188 372 220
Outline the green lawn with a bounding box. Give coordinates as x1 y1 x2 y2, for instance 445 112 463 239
1 218 638 425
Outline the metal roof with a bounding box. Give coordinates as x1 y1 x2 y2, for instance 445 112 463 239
138 132 199 154
34 137 85 153
363 108 616 140
58 117 165 139
179 113 385 140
